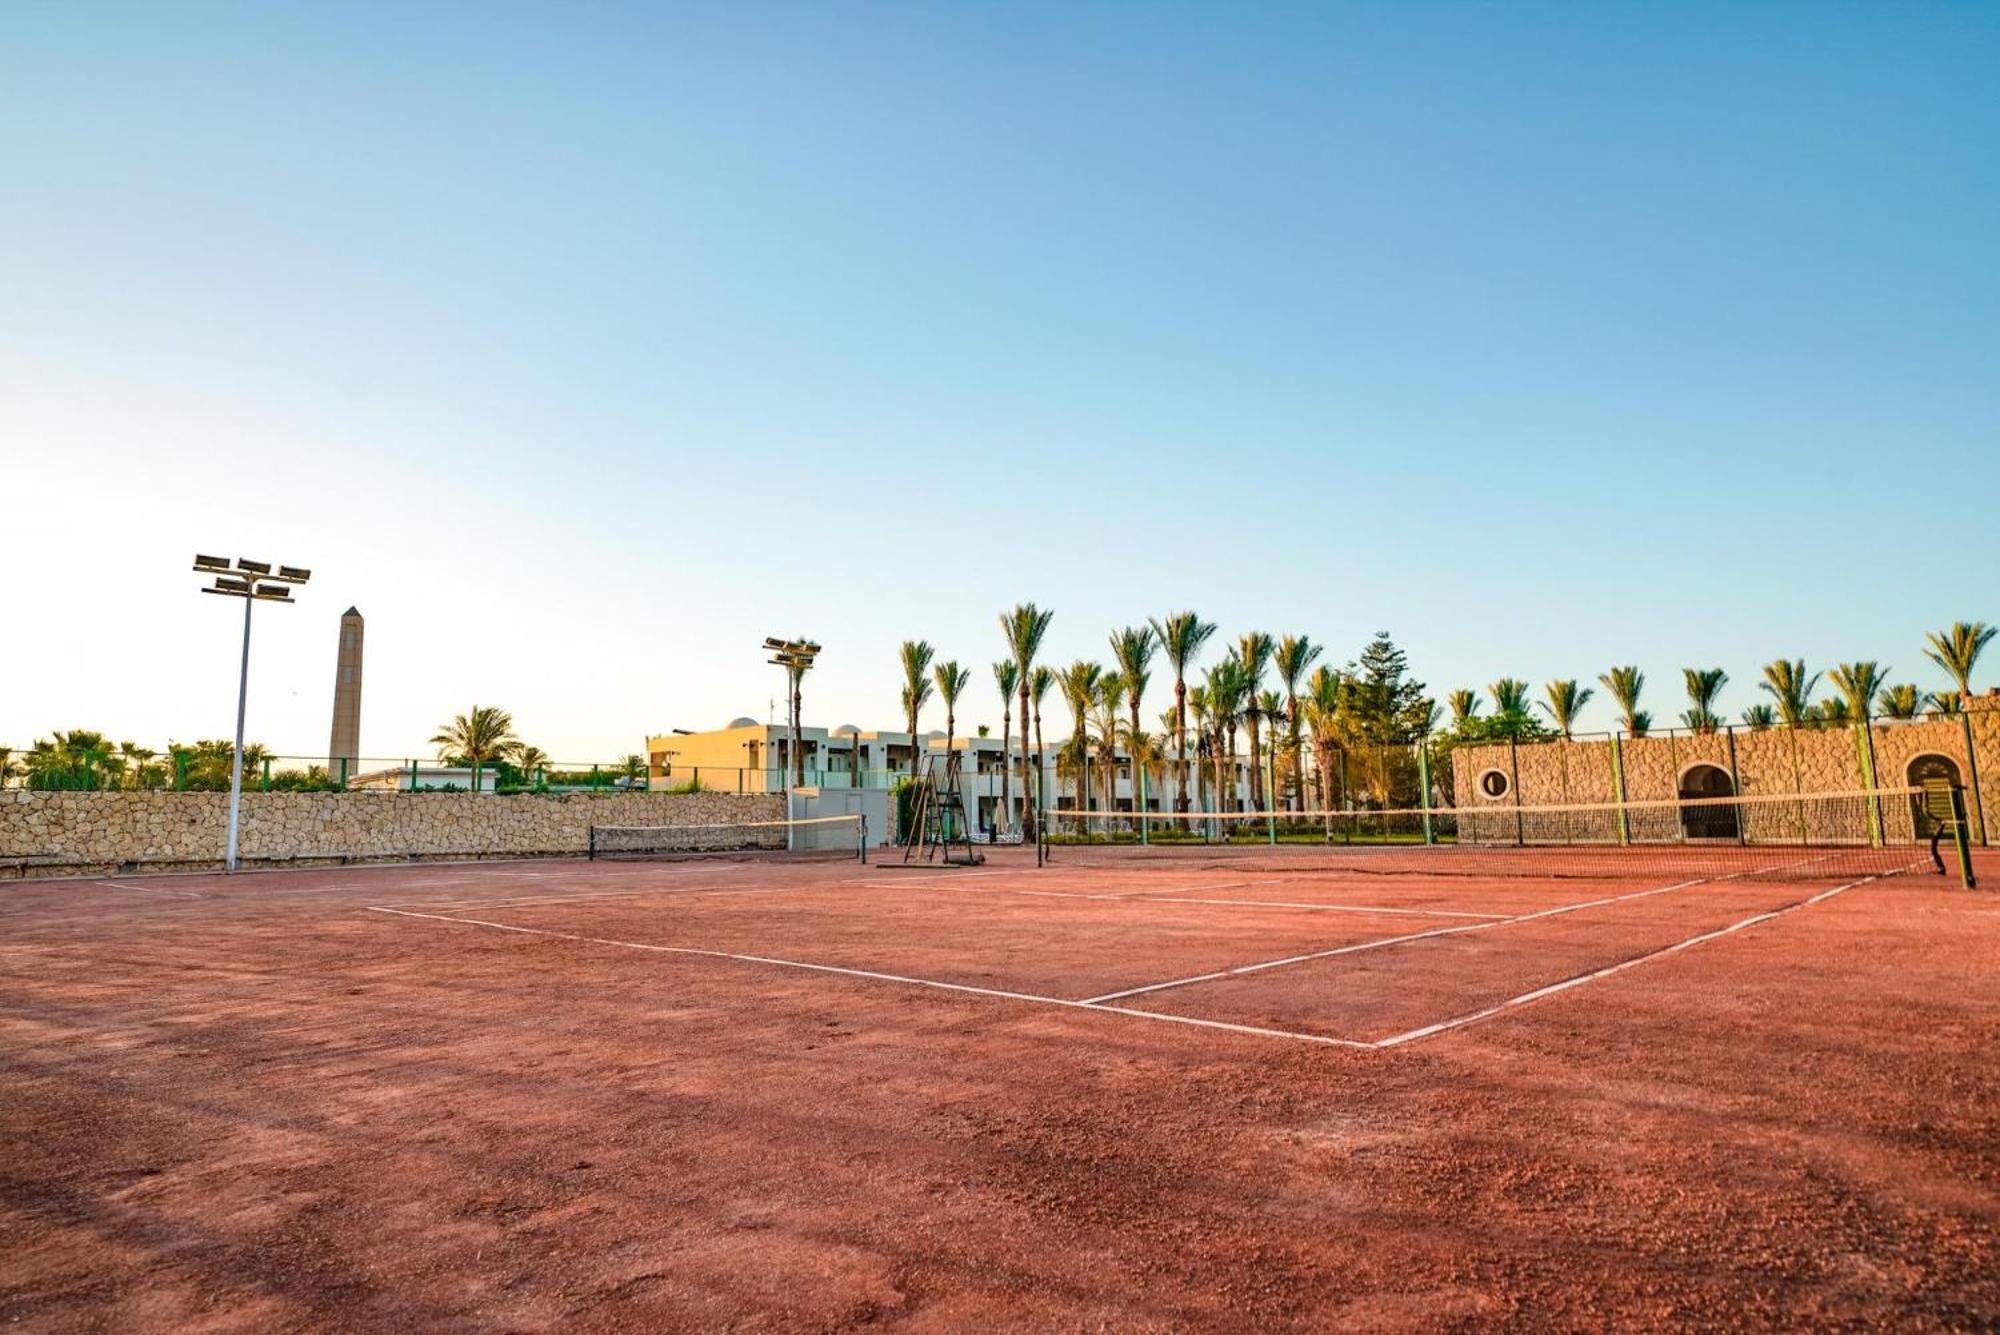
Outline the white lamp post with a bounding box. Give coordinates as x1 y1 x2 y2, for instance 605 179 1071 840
194 555 310 870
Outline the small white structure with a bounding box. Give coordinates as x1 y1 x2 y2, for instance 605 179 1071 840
347 764 506 793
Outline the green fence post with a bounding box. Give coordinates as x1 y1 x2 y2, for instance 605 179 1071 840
1959 711 1988 846
591 763 601 791
1508 737 1525 846
1417 737 1435 845
1610 733 1632 846
1724 726 1746 846
1266 750 1278 845
408 758 417 791
338 757 349 790
261 756 271 792
175 751 188 791
1856 720 1883 848
1138 760 1149 845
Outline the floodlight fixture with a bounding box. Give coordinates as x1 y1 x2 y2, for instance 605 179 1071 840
193 552 309 872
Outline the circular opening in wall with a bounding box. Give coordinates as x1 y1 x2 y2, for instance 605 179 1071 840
1478 769 1510 799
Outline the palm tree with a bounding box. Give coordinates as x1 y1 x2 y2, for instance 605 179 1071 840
1816 696 1852 724
1741 703 1777 730
0 746 14 789
1933 691 1965 716
513 744 551 786
1488 678 1532 734
898 640 935 776
1759 659 1820 726
619 754 647 788
1273 634 1322 810
1303 666 1343 809
1682 668 1728 734
1092 671 1128 815
1148 611 1217 813
992 660 1019 831
1447 688 1481 730
1029 664 1055 812
1186 685 1212 813
1202 654 1251 813
1237 632 1274 807
431 705 518 789
118 740 158 790
1924 622 1994 703
1876 684 1928 720
1829 661 1890 726
1001 604 1055 837
933 660 972 768
1109 625 1156 745
1598 666 1647 736
1057 661 1103 815
1539 680 1593 739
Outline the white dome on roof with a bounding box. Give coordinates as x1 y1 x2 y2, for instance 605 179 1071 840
926 729 947 741
728 716 759 728
834 724 860 736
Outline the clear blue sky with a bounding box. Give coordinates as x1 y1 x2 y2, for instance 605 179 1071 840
4 2 1996 762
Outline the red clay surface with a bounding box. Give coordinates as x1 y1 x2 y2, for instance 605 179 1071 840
4 847 1998 1330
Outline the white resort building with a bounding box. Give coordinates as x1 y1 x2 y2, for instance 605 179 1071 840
645 719 1258 834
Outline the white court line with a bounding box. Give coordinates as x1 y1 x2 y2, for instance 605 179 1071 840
366 906 1371 1049
83 879 204 900
1076 877 1711 1005
1374 874 1886 1046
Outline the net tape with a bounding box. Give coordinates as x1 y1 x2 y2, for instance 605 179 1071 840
1039 786 1970 884
589 814 866 860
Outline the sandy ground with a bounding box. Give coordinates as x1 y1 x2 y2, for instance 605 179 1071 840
2 848 1996 1331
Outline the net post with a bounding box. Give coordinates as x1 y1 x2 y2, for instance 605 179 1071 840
859 815 868 864
1417 736 1435 845
1950 785 1977 888
587 825 598 860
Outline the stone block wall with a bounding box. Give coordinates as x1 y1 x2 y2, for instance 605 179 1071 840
0 790 788 878
1449 699 2000 846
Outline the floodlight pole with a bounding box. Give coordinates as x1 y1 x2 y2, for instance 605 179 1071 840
225 594 254 871
193 555 309 872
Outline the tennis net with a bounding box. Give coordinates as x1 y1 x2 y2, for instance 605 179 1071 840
588 814 868 862
1039 786 1974 885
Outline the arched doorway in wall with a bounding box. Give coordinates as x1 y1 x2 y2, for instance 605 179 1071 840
1678 764 1738 840
1906 754 1963 834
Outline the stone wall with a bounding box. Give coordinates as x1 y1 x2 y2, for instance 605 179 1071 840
1450 700 2000 846
0 790 788 878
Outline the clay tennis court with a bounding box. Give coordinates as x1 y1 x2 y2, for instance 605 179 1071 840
4 846 1998 1329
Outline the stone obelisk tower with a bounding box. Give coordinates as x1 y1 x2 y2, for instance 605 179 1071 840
328 607 364 784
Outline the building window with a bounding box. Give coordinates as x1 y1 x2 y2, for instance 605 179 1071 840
1478 769 1510 800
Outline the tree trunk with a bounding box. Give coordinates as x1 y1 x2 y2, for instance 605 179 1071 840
999 709 1012 833
1247 713 1262 809
1174 678 1189 813
1019 679 1034 839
